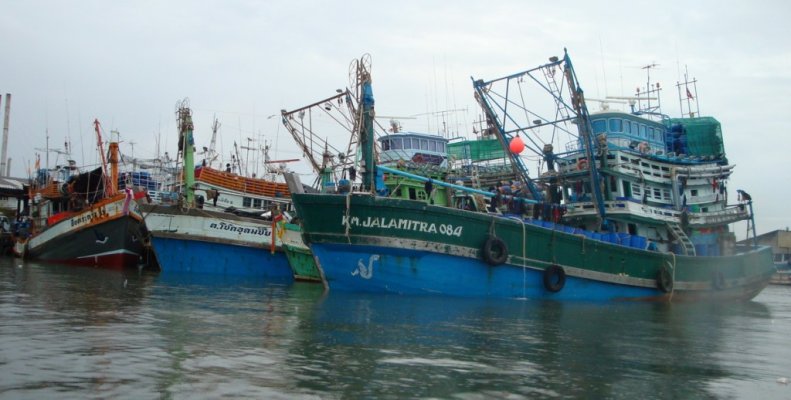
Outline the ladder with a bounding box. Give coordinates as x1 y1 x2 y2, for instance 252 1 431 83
666 222 696 256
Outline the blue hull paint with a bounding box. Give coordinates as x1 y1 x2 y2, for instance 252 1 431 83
312 243 657 300
151 237 294 280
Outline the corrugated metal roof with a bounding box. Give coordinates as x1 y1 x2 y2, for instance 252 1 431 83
0 176 26 191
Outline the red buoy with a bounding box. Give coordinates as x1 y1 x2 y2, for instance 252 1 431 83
509 136 525 154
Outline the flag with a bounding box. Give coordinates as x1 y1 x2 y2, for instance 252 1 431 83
686 87 694 99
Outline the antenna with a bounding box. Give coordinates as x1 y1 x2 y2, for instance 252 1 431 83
34 129 71 169
635 63 662 115
240 136 256 177
676 65 701 118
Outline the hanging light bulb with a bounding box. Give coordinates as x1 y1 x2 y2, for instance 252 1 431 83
510 136 525 154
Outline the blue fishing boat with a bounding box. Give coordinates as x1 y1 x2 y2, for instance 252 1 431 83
142 101 292 279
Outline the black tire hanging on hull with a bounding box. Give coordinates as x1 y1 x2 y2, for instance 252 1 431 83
543 264 566 293
482 235 508 266
657 264 674 293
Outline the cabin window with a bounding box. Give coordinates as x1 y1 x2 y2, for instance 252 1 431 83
663 191 671 201
653 188 661 198
609 119 623 133
623 121 632 134
622 181 632 198
408 188 417 200
391 138 402 150
430 140 437 152
627 223 637 235
639 125 646 138
243 197 252 207
253 199 262 208
592 119 606 134
420 139 429 150
633 185 642 196
691 189 698 196
382 140 390 151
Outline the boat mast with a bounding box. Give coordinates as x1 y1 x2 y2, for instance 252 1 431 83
355 56 376 192
93 119 113 197
1 93 10 176
177 102 195 206
561 50 607 222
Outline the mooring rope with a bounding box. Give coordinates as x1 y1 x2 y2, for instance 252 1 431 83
344 192 352 244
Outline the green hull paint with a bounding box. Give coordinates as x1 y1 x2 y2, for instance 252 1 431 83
293 192 774 301
282 223 322 282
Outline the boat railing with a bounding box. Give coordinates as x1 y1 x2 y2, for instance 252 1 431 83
195 167 291 199
565 199 749 226
688 204 750 227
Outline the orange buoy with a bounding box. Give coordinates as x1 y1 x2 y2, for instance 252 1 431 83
509 136 525 154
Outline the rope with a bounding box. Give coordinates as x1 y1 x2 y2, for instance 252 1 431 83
520 217 527 298
507 215 528 299
488 218 496 236
668 252 677 302
344 192 352 244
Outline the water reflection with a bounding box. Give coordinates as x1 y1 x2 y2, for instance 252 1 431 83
0 258 786 399
143 272 326 398
291 294 773 399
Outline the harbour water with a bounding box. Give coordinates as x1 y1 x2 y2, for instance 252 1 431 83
1 258 790 399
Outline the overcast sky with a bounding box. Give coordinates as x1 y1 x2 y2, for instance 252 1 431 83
1 0 790 237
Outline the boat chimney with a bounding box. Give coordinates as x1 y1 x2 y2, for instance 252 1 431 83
1 94 10 177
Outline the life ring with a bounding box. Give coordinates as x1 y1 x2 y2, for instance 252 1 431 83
638 142 650 154
543 264 566 293
656 264 674 293
712 271 726 290
576 158 588 171
482 235 508 265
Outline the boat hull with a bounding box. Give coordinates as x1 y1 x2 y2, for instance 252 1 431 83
293 193 775 301
281 222 322 282
142 205 293 279
149 236 292 278
26 195 146 269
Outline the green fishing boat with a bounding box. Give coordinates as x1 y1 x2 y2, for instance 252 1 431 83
288 51 774 301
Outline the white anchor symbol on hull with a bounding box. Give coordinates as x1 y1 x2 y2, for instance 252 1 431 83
352 254 380 279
